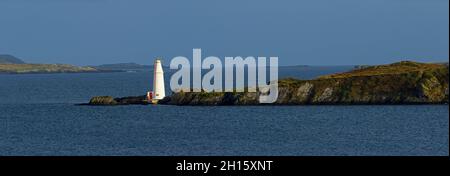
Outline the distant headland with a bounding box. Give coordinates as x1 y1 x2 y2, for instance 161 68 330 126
84 61 449 106
0 54 100 74
0 54 153 74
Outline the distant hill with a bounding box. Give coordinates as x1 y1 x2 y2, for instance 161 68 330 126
92 63 153 71
0 54 26 64
0 64 99 74
0 54 104 74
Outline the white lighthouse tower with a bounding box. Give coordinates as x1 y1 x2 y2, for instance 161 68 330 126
152 58 165 103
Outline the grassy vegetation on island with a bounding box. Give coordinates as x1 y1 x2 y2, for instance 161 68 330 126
319 61 447 79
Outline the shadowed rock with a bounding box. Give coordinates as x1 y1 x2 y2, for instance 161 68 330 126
86 95 149 105
89 96 118 105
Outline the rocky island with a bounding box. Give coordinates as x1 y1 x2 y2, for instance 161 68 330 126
85 61 449 106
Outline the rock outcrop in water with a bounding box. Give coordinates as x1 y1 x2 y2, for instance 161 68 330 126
85 61 449 106
159 61 449 105
87 95 149 105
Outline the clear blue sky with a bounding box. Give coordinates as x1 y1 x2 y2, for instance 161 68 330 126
0 0 448 66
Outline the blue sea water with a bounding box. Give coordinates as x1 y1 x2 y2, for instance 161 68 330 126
0 68 448 156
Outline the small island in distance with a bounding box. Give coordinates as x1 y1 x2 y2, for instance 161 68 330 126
86 60 449 106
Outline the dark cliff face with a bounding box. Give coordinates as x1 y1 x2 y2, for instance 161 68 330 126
160 61 449 105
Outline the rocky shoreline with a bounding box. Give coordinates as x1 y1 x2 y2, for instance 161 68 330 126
83 61 449 106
